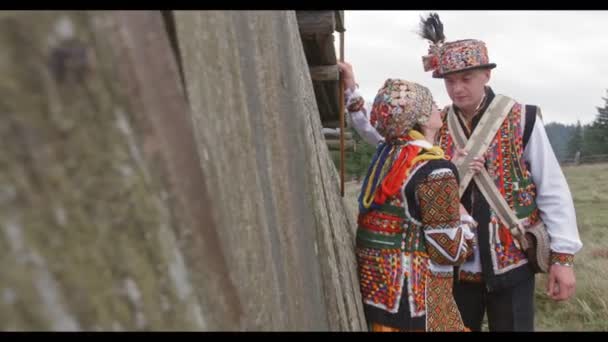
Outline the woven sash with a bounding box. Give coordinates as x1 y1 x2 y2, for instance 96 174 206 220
447 95 527 242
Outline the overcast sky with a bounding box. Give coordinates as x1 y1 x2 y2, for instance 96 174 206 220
339 10 608 125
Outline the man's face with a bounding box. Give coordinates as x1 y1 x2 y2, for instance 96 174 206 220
443 69 491 111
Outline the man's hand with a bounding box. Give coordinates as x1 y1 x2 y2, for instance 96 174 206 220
337 61 356 92
546 264 576 301
469 156 486 174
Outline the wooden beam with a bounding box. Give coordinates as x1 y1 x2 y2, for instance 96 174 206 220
310 65 338 81
335 11 345 33
324 131 352 140
323 119 346 129
296 11 335 38
312 82 333 123
327 139 355 152
300 34 336 67
323 81 340 121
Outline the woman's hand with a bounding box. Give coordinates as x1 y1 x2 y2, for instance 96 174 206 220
337 61 357 92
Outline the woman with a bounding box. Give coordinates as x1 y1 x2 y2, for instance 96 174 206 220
341 66 477 332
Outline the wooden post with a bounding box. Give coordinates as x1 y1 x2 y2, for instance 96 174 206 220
339 30 345 197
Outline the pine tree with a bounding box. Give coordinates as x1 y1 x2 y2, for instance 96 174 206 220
597 90 608 129
586 90 608 155
567 121 584 159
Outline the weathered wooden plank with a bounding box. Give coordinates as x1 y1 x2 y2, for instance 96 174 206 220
310 65 338 81
174 10 366 331
0 9 366 332
323 119 344 129
0 10 213 330
323 130 353 140
300 34 336 67
315 79 341 125
296 11 335 38
312 81 333 124
335 11 344 33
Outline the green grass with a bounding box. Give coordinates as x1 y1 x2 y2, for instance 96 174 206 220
535 163 608 331
330 128 377 182
345 163 608 331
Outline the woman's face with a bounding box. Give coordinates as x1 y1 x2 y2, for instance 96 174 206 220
423 102 444 132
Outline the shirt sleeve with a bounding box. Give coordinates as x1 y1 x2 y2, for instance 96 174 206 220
344 87 384 146
523 114 583 264
417 167 474 267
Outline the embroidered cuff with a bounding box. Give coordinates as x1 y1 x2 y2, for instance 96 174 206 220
344 84 360 103
550 252 574 267
347 95 365 113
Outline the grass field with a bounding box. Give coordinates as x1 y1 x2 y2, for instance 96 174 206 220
345 163 608 331
535 163 608 331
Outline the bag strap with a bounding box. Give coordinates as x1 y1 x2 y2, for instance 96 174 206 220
448 95 529 247
447 94 515 194
522 105 543 149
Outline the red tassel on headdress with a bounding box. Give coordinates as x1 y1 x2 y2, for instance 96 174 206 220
422 54 439 72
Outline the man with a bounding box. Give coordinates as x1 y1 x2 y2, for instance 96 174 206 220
418 13 582 331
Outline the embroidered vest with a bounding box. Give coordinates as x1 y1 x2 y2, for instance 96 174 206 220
438 101 542 275
355 174 428 317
